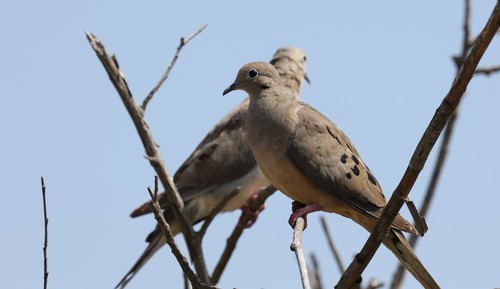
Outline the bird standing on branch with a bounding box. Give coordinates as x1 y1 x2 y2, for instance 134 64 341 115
116 47 309 289
223 62 440 289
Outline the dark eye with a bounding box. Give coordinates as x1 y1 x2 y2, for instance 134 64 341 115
248 69 259 78
303 55 307 62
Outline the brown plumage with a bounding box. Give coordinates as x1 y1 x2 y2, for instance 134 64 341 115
116 48 308 289
223 62 440 289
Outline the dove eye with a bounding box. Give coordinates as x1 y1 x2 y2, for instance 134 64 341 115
248 69 259 78
303 56 307 62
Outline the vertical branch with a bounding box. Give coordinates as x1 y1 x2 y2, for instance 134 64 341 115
290 217 312 289
310 253 324 289
41 177 49 289
336 3 500 288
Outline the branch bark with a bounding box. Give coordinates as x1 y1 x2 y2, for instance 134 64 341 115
391 1 500 288
41 177 49 289
336 2 500 288
147 177 217 289
290 217 312 289
86 27 211 283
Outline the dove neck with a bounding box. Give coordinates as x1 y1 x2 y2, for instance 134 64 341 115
247 90 299 140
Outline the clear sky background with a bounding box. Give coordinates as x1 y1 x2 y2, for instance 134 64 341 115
1 1 499 289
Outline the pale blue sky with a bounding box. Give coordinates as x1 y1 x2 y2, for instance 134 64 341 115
1 1 499 289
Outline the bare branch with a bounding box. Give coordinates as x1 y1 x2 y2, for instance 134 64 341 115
336 3 500 288
475 65 500 75
142 24 208 110
290 217 312 289
404 198 428 236
319 216 346 274
210 184 276 284
392 0 499 287
86 31 211 283
391 100 460 289
310 253 324 289
147 177 217 289
41 177 49 289
463 0 472 54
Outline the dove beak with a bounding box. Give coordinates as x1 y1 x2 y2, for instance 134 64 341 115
304 74 311 84
223 81 242 95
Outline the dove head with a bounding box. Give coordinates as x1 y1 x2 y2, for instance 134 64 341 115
223 62 283 97
271 47 310 88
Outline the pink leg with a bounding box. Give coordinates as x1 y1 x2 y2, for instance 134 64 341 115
288 201 324 230
239 193 265 228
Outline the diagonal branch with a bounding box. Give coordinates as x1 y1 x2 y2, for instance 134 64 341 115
147 176 217 289
210 184 276 284
390 109 459 289
392 1 500 287
336 3 500 288
86 30 211 283
198 188 240 239
142 24 208 110
319 216 346 274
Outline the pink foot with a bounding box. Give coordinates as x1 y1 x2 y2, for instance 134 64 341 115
239 193 265 228
288 201 324 230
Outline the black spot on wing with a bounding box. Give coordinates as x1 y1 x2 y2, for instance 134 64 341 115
340 154 348 164
352 165 360 176
367 171 377 186
352 155 360 165
345 172 352 179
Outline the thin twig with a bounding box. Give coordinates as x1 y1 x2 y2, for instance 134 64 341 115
310 253 324 289
319 216 346 274
147 176 217 289
290 217 312 289
336 3 500 288
474 65 500 75
41 177 49 289
404 198 428 235
463 0 472 55
142 24 208 110
86 31 211 283
210 184 276 284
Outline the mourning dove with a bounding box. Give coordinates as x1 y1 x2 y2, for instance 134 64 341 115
116 47 308 289
223 62 440 289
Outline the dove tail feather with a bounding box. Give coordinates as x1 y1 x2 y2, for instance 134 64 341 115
115 233 166 289
383 229 440 289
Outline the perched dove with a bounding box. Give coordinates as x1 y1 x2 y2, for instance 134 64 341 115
223 62 440 289
116 48 308 289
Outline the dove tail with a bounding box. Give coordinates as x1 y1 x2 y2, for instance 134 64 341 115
383 229 440 289
115 211 180 289
115 233 166 289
